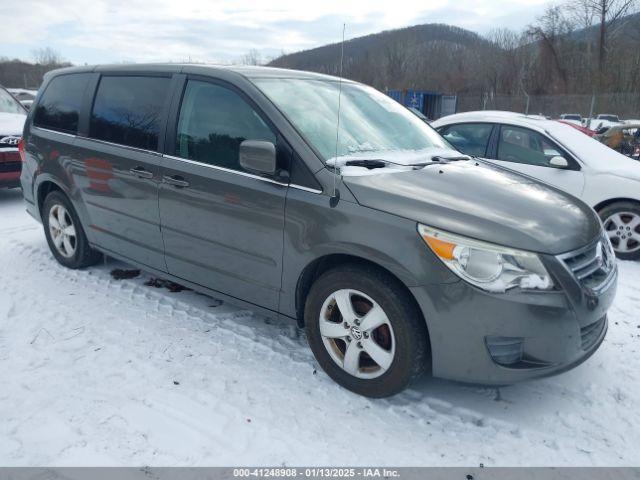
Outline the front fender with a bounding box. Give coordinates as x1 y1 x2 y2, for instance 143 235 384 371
583 173 640 210
279 189 458 319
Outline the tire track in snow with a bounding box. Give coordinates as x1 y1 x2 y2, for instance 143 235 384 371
4 235 563 449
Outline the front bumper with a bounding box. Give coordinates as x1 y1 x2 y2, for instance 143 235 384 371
411 247 617 385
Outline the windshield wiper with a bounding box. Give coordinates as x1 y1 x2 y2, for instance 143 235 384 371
431 155 472 163
330 152 472 170
344 159 387 169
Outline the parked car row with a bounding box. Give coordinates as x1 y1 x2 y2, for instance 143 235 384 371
19 64 617 397
559 113 622 129
0 85 28 188
559 112 640 131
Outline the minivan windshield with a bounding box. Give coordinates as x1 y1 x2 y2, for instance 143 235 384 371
253 78 453 163
0 88 26 115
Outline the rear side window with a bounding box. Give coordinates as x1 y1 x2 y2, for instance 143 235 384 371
439 123 493 157
90 76 170 150
175 80 275 171
34 74 90 134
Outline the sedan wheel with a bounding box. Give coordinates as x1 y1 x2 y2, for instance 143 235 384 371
319 289 395 380
48 204 77 258
603 211 640 254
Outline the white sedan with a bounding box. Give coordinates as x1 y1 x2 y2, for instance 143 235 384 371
432 110 640 259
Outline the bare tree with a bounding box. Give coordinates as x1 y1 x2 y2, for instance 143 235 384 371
31 47 63 65
571 0 639 86
526 5 573 92
240 49 263 66
383 39 409 87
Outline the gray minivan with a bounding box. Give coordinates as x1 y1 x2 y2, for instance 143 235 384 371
20 64 617 397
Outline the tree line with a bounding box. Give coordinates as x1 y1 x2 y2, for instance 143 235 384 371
0 48 71 89
269 0 640 96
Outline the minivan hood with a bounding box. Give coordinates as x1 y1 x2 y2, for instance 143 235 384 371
0 112 27 137
343 160 600 255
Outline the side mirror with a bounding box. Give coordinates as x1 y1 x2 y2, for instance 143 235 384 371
549 156 569 168
239 140 276 175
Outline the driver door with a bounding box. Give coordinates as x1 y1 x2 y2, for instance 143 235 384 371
485 124 585 198
158 78 288 310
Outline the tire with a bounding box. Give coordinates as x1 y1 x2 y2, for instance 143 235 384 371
304 264 429 398
598 201 640 261
42 190 102 269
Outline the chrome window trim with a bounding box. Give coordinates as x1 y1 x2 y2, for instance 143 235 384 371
31 128 324 194
162 154 289 187
78 136 162 156
289 184 323 194
34 126 162 157
32 126 77 138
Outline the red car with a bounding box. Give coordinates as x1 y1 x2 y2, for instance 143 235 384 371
0 85 28 188
556 119 596 137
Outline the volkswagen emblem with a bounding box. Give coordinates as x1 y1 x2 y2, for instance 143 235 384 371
0 136 20 146
350 325 363 341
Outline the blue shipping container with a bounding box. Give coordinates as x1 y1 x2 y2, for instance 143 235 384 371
387 90 403 103
404 90 425 112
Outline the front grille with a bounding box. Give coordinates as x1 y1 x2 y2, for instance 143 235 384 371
558 237 616 292
580 316 606 350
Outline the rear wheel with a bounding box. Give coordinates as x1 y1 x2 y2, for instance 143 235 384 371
42 191 102 268
599 201 640 260
304 264 429 398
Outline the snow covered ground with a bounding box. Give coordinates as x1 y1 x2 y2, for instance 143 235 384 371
1 187 639 466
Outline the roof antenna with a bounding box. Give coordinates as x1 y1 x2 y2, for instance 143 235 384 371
330 23 346 208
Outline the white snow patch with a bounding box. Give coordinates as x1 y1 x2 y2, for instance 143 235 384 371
0 188 639 466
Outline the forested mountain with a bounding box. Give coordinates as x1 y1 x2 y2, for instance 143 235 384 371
269 9 640 96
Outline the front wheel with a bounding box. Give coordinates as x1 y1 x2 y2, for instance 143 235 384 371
599 201 640 260
304 264 429 398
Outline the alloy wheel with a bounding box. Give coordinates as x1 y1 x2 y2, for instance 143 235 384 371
319 289 395 379
48 204 77 258
603 211 640 254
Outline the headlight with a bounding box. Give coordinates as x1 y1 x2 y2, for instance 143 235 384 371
418 224 554 293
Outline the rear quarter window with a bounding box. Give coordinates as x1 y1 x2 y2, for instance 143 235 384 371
34 73 90 134
90 76 171 151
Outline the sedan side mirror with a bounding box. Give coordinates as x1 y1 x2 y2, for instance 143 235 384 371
549 156 569 169
239 140 276 175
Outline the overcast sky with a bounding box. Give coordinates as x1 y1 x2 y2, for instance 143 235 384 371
1 0 553 65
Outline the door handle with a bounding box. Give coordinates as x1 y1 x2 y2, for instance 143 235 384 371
162 175 190 188
129 166 154 179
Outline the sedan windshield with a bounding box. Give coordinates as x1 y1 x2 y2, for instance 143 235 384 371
253 78 452 163
0 88 26 115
